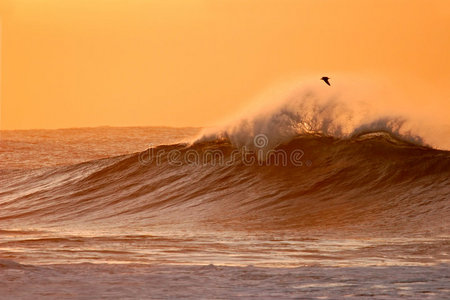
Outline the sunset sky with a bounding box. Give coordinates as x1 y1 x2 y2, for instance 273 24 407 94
1 0 449 130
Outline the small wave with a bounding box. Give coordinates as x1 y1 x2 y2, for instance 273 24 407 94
0 259 33 270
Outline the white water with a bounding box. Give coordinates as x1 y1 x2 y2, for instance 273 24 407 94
196 78 449 150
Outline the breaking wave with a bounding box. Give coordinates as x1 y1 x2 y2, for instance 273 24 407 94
1 82 449 236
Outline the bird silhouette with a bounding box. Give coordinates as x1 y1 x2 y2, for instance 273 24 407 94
321 77 331 86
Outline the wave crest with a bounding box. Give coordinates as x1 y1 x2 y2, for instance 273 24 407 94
196 82 438 149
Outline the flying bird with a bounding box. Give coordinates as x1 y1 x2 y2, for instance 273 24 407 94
321 76 331 86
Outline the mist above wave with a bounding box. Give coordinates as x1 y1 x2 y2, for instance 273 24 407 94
196 78 447 150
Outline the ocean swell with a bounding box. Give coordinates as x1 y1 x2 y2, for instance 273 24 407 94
1 132 449 235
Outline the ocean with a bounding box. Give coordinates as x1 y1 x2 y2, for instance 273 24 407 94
1 91 449 298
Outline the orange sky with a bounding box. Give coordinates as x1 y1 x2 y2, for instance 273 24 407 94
1 0 449 130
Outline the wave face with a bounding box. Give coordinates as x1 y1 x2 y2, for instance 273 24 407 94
1 132 449 235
